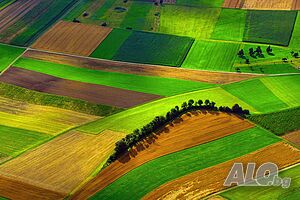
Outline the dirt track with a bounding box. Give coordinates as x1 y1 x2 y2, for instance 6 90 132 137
71 112 254 200
32 21 112 56
0 67 162 108
24 50 260 84
283 130 300 148
143 142 300 200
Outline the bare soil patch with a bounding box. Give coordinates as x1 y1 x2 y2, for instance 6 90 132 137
223 0 244 8
32 21 112 56
71 112 254 199
0 67 162 108
292 0 300 9
24 50 260 84
143 142 300 200
283 130 300 148
242 0 294 10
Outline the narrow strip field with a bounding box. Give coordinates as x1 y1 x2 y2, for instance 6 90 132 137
24 50 260 84
293 0 300 10
78 87 256 134
143 142 300 200
13 58 216 96
222 0 243 8
0 67 162 108
72 111 254 199
0 130 125 194
76 127 281 200
220 164 300 199
32 21 112 56
0 95 98 135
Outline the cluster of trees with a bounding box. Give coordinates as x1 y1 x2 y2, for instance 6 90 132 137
106 99 250 164
237 45 273 66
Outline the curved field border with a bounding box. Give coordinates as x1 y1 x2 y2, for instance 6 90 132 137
72 127 280 199
143 142 300 200
24 49 260 84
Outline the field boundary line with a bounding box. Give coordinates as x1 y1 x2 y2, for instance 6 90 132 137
0 47 28 76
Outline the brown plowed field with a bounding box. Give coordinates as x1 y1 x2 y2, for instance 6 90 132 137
283 130 300 148
71 112 254 200
292 0 300 9
24 50 260 84
222 0 243 8
0 0 39 34
143 142 300 200
31 21 112 56
0 130 126 196
0 67 162 108
0 175 65 200
242 0 294 10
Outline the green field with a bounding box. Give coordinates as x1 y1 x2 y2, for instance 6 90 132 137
0 82 123 116
211 8 246 41
0 44 24 72
63 0 94 21
119 1 155 30
221 164 300 200
113 31 194 66
0 125 50 157
261 75 300 107
0 0 15 10
289 11 300 49
234 64 299 74
91 127 281 200
248 107 300 135
176 0 224 7
159 5 220 39
78 87 256 134
182 40 240 71
14 58 215 96
91 28 132 59
222 78 288 112
92 0 117 20
243 10 297 46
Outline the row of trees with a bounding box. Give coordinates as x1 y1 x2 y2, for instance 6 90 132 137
106 99 250 164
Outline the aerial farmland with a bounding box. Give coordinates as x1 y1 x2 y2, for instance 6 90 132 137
0 0 299 200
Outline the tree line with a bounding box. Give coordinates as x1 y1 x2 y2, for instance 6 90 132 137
106 99 250 165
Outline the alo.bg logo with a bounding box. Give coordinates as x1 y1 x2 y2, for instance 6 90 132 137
224 162 291 188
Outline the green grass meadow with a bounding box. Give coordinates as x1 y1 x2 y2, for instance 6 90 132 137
233 64 298 74
78 87 256 134
0 125 51 157
176 0 224 7
248 107 300 135
289 11 300 49
0 44 24 71
221 164 300 200
14 58 215 96
182 40 240 71
113 31 194 66
243 10 297 46
222 78 288 113
91 127 281 200
211 8 246 41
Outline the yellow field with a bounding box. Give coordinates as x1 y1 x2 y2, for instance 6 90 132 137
0 130 125 195
0 96 99 135
242 0 294 10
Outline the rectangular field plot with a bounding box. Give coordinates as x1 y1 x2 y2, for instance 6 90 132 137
223 0 243 8
0 96 98 135
182 40 240 71
176 0 224 7
243 10 297 46
211 8 246 41
0 0 78 46
220 164 300 200
32 21 112 56
13 58 215 96
0 43 24 71
0 125 50 157
113 31 194 67
289 11 300 48
159 5 221 39
0 130 125 194
222 78 288 112
233 64 299 74
242 0 294 10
